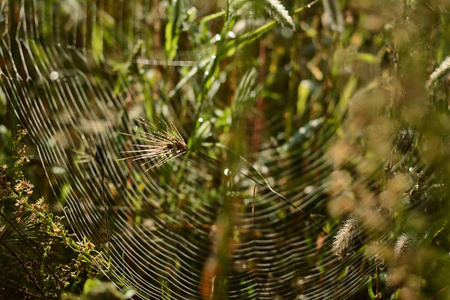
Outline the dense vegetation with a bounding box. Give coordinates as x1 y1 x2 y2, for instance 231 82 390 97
0 0 449 299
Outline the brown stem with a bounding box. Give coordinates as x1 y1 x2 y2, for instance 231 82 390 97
429 285 449 300
0 279 48 300
101 166 111 258
252 38 267 155
95 145 110 259
0 240 47 299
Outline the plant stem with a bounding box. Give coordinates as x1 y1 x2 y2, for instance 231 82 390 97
95 144 110 259
376 266 379 299
0 280 48 300
0 240 47 299
101 165 111 258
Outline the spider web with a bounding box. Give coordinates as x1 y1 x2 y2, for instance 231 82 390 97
0 1 429 299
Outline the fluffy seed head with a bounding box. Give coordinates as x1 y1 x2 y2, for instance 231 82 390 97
332 217 361 258
120 119 188 170
264 0 295 30
394 233 415 265
427 56 450 89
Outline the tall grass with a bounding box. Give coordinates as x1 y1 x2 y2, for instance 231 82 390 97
0 0 449 299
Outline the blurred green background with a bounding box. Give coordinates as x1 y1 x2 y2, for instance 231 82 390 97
0 0 449 299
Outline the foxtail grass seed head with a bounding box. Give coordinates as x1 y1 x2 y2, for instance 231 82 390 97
264 0 295 30
121 120 188 170
332 217 361 258
394 233 415 265
427 56 450 89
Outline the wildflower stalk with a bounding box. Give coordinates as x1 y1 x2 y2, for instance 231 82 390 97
20 196 102 263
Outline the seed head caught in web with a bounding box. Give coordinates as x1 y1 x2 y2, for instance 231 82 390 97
332 216 361 258
120 119 188 171
393 233 416 265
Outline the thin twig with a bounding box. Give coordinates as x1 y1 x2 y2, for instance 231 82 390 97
101 165 110 257
95 145 110 258
429 285 449 300
0 240 47 299
189 149 263 186
190 148 327 235
0 279 48 300
252 183 257 227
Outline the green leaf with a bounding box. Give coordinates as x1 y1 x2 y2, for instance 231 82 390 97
165 0 182 60
336 75 357 120
355 53 379 64
420 217 448 248
83 278 103 294
59 183 71 207
297 80 314 116
219 1 319 58
220 20 277 58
